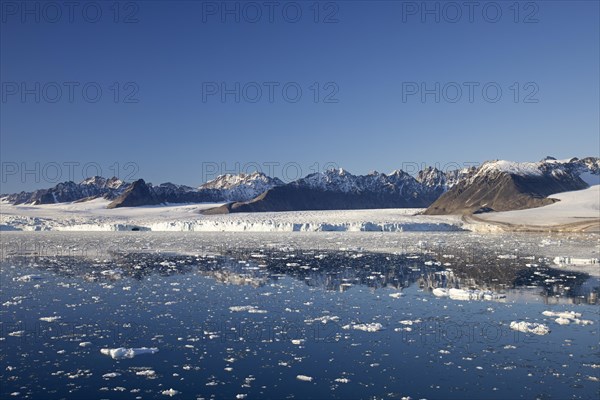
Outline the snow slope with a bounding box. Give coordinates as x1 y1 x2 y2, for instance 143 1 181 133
476 185 600 227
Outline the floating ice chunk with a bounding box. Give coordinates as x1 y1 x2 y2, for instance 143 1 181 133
136 369 156 377
291 339 304 345
542 310 582 319
79 342 92 347
542 310 592 325
161 388 179 396
100 347 159 359
102 372 121 378
248 308 267 314
389 293 403 299
8 331 24 337
229 305 267 313
236 395 247 399
335 378 350 383
304 315 339 324
39 316 61 322
14 274 41 282
296 375 313 382
449 288 504 301
101 269 123 277
399 319 421 326
432 288 504 301
342 323 384 332
509 321 550 335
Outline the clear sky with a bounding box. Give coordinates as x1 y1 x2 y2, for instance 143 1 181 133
1 0 599 192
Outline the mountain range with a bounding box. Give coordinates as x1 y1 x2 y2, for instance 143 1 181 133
1 172 283 207
2 157 598 215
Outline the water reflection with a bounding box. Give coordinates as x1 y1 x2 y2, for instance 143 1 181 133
4 246 598 304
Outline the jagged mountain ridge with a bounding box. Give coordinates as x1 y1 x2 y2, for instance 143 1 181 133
2 157 598 213
205 167 472 214
2 176 129 205
1 172 285 207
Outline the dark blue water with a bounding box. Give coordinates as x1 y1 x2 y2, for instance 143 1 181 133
1 244 599 399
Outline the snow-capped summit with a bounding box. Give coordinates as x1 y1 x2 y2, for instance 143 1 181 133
199 172 284 202
416 167 446 188
297 168 364 193
471 157 598 183
80 176 125 189
201 171 282 190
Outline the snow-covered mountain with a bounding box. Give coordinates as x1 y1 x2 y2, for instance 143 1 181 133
207 168 454 214
1 172 284 207
2 176 128 205
296 168 421 194
425 157 599 215
106 173 285 208
3 157 598 213
199 172 284 201
468 157 599 184
416 166 477 192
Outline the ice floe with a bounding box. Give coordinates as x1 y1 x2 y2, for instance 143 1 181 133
542 310 593 325
304 315 340 324
161 388 179 396
102 372 121 379
432 288 505 301
509 321 550 335
100 347 159 359
136 369 156 377
13 274 41 282
39 316 61 322
229 305 267 313
342 323 384 332
399 319 421 325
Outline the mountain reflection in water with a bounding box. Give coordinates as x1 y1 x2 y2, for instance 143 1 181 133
5 247 598 305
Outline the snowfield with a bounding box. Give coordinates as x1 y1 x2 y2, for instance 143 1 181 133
475 185 600 230
1 185 598 232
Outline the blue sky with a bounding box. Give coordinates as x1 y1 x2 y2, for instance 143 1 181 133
1 0 599 192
